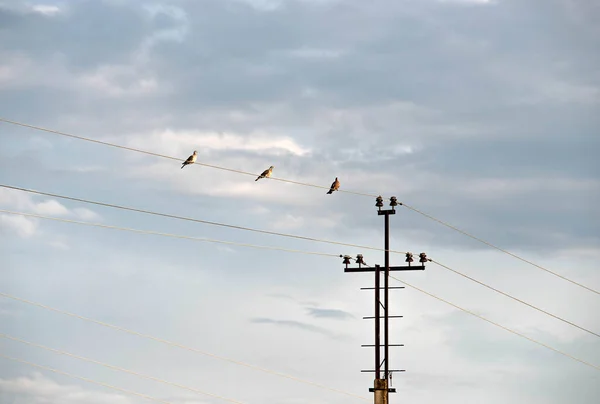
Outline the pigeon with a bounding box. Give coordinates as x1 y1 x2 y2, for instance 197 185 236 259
181 151 197 169
327 177 340 194
255 166 274 181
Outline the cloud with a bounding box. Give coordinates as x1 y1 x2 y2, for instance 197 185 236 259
0 188 102 240
72 208 101 221
0 214 38 238
1 1 599 403
0 373 136 404
30 5 62 16
306 307 355 320
0 188 101 221
250 317 343 338
123 129 311 159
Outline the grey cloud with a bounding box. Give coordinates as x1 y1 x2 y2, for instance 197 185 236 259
250 317 344 339
1 0 598 254
0 2 148 70
305 307 355 320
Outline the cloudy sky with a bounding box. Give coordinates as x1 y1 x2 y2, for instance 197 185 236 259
1 0 599 403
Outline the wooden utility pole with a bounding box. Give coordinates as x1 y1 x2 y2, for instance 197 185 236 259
343 196 428 404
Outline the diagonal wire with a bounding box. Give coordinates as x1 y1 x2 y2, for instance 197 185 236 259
0 209 340 258
0 333 244 404
0 117 376 198
401 203 599 295
1 117 596 295
0 184 405 256
346 258 599 371
2 189 597 338
387 274 600 371
0 353 173 404
429 259 600 338
0 292 369 401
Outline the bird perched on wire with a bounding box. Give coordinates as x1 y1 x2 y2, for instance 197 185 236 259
327 177 340 194
255 165 274 181
181 151 197 169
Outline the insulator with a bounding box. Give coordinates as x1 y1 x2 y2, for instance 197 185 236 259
356 254 366 265
375 196 384 208
405 252 414 263
419 252 428 263
390 196 398 207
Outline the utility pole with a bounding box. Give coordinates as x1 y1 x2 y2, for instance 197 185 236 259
343 196 428 404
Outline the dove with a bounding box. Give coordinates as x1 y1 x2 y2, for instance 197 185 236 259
255 165 274 181
181 151 197 169
327 177 340 194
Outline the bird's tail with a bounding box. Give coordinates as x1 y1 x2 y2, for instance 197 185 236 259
181 164 185 169
255 176 260 181
327 189 333 194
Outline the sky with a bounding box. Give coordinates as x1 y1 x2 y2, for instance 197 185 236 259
0 0 599 403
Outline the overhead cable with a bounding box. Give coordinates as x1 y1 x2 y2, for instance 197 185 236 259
0 292 369 401
403 203 599 295
2 190 596 337
0 353 173 404
1 117 595 295
388 274 599 370
429 260 600 338
0 333 244 404
0 209 340 258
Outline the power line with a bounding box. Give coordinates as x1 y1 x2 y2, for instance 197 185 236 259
0 292 369 401
0 184 405 256
2 188 597 338
0 333 244 404
386 274 600 371
0 209 340 258
0 353 173 404
1 117 596 295
429 260 600 338
402 203 600 295
0 117 376 198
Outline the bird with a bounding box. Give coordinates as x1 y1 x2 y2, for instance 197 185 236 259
255 166 274 181
327 177 340 194
181 151 197 169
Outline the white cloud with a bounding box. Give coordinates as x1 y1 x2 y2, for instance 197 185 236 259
0 214 38 238
30 5 62 16
78 65 161 98
0 188 101 229
122 129 312 158
0 373 137 404
73 208 101 221
34 200 70 216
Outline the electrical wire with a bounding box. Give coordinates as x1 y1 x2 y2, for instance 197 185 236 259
0 292 369 401
1 117 596 295
0 184 406 256
402 203 600 295
0 333 244 404
2 187 597 338
0 353 173 404
0 118 376 198
428 259 600 338
387 273 600 371
0 209 340 258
